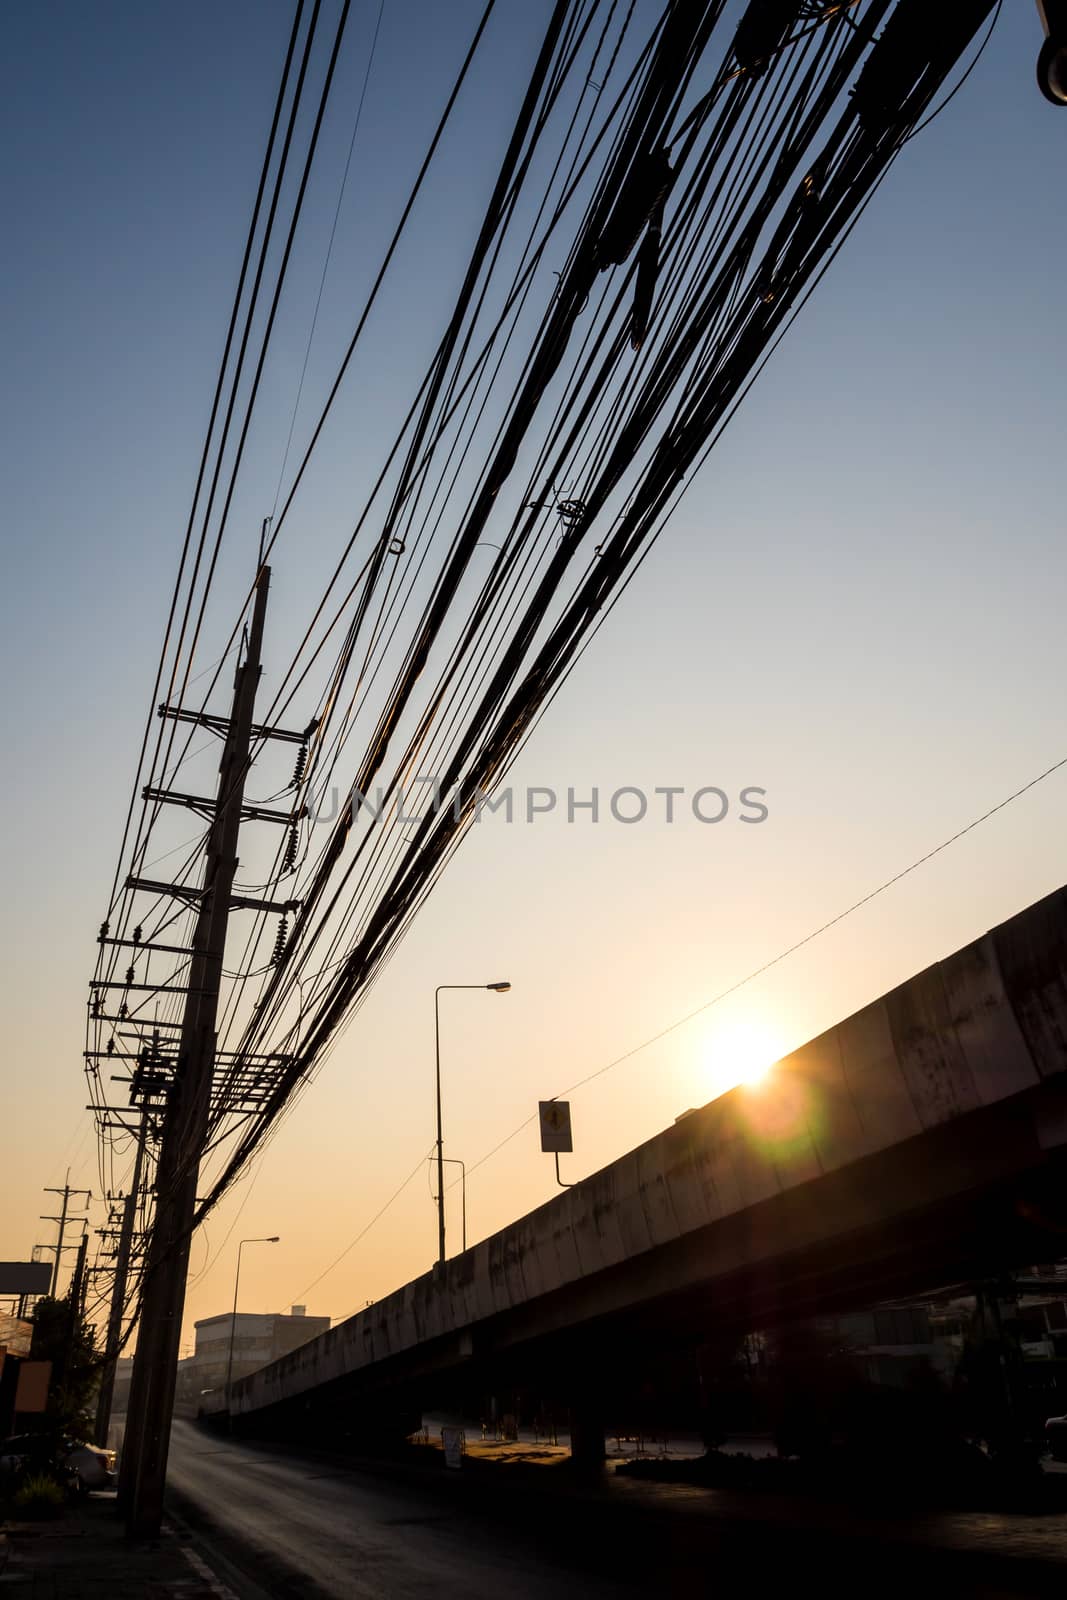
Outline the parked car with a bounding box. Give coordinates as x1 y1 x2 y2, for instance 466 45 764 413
63 1438 116 1491
1045 1414 1067 1461
0 1432 116 1493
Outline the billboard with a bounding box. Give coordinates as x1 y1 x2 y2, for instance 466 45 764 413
0 1262 52 1295
14 1361 51 1415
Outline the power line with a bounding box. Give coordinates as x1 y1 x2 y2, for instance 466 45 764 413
192 0 1001 1224
459 749 1067 1186
87 1 1005 1338
270 0 388 519
287 1147 430 1303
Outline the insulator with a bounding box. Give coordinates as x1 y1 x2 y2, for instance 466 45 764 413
99 921 110 940
90 996 102 1018
291 742 308 788
557 500 587 529
106 1038 116 1056
283 824 299 873
271 915 289 967
118 1003 129 1020
133 925 143 944
125 966 135 986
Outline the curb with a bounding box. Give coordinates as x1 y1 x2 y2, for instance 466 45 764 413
164 1499 276 1600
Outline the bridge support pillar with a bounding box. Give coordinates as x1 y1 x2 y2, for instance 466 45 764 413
570 1401 606 1472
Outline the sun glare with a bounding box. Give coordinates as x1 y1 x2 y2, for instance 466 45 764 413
704 1018 784 1099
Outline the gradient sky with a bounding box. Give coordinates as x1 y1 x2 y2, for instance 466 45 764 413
2 1 1065 1346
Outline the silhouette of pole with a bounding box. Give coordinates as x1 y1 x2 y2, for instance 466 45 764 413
224 1236 279 1422
433 983 510 1264
94 1107 151 1447
42 1174 90 1298
50 1180 70 1297
123 567 271 1537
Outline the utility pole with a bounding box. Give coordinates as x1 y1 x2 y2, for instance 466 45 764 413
42 1175 91 1297
94 1106 151 1447
61 1232 90 1411
68 1232 89 1319
123 566 281 1537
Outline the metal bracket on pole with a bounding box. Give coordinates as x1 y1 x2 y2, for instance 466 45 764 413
121 878 300 916
98 937 198 957
93 982 207 996
157 703 315 746
142 786 306 825
93 1014 185 1030
124 877 203 904
229 894 302 914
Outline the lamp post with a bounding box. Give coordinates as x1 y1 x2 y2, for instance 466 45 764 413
440 1156 467 1252
225 1236 279 1406
434 983 510 1265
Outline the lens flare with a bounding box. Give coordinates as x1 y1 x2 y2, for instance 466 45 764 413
704 1018 784 1099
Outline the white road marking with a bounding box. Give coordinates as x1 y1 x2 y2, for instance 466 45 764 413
165 1526 241 1599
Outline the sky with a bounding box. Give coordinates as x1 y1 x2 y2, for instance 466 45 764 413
2 0 1065 1347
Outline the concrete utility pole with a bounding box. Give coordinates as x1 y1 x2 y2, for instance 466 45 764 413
68 1232 89 1319
123 567 273 1538
41 1174 91 1297
94 1106 151 1447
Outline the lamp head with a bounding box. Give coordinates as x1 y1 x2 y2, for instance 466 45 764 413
1038 33 1067 103
1038 3 1067 104
486 981 511 992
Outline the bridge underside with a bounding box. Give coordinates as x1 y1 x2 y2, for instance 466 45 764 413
224 1077 1067 1443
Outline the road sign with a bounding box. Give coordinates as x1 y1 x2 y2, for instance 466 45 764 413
539 1099 572 1154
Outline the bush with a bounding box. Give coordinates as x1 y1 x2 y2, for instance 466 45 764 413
12 1473 67 1519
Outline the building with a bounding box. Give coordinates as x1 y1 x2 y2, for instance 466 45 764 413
0 1313 34 1436
180 1304 330 1405
109 1355 134 1415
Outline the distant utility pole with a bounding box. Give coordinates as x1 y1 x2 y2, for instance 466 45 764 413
41 1174 92 1297
94 1106 151 1447
122 566 297 1538
68 1232 89 1320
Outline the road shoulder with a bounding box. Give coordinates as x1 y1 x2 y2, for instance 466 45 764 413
1 1490 258 1598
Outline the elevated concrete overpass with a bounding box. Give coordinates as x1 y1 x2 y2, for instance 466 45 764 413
208 885 1067 1445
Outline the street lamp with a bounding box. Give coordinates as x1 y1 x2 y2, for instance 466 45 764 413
225 1236 280 1404
434 983 511 1264
439 1156 467 1252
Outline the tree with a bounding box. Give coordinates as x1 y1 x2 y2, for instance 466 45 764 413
27 1295 99 1435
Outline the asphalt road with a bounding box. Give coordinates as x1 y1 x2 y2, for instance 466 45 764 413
167 1420 1067 1599
166 1419 633 1599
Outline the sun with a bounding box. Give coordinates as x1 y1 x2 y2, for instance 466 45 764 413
703 1018 784 1099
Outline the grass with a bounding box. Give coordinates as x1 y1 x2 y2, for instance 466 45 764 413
11 1473 68 1520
